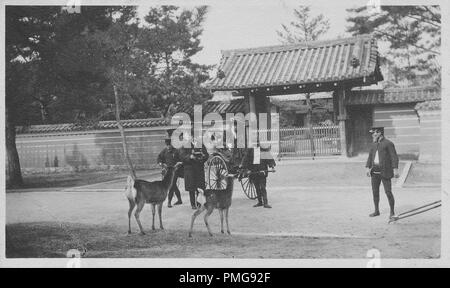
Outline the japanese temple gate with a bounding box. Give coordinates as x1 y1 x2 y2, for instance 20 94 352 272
206 34 383 157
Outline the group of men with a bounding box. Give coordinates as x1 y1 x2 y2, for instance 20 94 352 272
158 125 400 219
157 133 205 209
157 130 275 210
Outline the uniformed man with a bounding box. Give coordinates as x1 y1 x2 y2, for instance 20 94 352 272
179 132 209 209
240 142 276 208
365 127 400 219
157 136 183 208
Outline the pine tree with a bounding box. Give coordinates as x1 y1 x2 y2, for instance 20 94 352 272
346 5 441 87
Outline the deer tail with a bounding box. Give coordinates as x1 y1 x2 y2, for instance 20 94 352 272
125 175 137 202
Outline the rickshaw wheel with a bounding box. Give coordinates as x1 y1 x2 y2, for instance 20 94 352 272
207 155 229 190
240 176 257 200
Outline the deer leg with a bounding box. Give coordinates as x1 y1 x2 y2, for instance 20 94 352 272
134 201 145 235
225 208 231 235
219 209 224 234
188 205 206 237
127 199 136 234
158 203 164 230
204 207 214 237
151 204 156 230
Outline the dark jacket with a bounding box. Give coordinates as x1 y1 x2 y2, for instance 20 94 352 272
179 143 209 191
366 137 399 179
157 146 180 167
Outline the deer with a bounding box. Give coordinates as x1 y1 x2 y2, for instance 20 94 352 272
188 174 235 237
125 162 182 235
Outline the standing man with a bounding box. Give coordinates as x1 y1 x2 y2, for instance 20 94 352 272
179 132 209 209
240 143 276 208
366 127 400 219
157 136 183 208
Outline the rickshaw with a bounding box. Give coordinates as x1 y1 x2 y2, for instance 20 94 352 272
206 147 259 199
170 124 276 200
204 127 276 199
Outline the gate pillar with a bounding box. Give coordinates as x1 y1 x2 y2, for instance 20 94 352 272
336 87 350 157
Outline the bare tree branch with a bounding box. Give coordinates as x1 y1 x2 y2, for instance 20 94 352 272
421 6 441 24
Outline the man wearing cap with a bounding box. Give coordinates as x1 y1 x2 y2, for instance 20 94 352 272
366 127 400 219
157 135 183 208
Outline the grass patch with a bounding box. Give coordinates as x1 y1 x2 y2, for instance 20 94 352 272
6 221 440 259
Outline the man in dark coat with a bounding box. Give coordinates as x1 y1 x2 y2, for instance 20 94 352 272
179 133 209 209
365 127 400 219
157 137 182 208
240 143 276 208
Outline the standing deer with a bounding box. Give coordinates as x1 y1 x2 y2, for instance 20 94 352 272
188 175 235 237
125 162 182 235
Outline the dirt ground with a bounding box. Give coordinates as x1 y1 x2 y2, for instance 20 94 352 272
5 160 441 259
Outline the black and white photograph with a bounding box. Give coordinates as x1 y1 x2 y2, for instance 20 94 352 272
1 0 449 269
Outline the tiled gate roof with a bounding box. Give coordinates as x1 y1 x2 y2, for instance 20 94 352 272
347 86 441 105
207 34 382 91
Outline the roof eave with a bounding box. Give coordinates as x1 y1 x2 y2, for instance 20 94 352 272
208 73 382 94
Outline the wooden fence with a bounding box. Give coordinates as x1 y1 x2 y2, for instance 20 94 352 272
276 125 341 158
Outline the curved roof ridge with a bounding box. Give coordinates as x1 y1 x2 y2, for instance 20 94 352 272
221 34 374 56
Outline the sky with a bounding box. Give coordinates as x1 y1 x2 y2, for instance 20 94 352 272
139 0 373 66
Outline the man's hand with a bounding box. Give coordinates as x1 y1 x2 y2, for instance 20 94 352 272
190 154 195 160
394 168 400 178
366 168 371 177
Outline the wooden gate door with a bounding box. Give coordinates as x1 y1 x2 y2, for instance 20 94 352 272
348 106 373 156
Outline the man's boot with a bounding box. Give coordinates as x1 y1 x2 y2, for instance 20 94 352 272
263 199 272 209
189 190 197 209
253 194 263 207
262 188 271 208
253 201 263 207
386 191 396 219
174 191 182 205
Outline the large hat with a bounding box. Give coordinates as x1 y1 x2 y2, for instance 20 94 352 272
369 127 384 134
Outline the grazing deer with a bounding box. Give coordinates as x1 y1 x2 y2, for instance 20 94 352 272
188 175 235 237
125 162 182 235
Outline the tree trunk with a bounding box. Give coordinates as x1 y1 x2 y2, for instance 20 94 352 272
39 101 49 124
113 84 136 179
305 93 316 159
5 107 23 188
